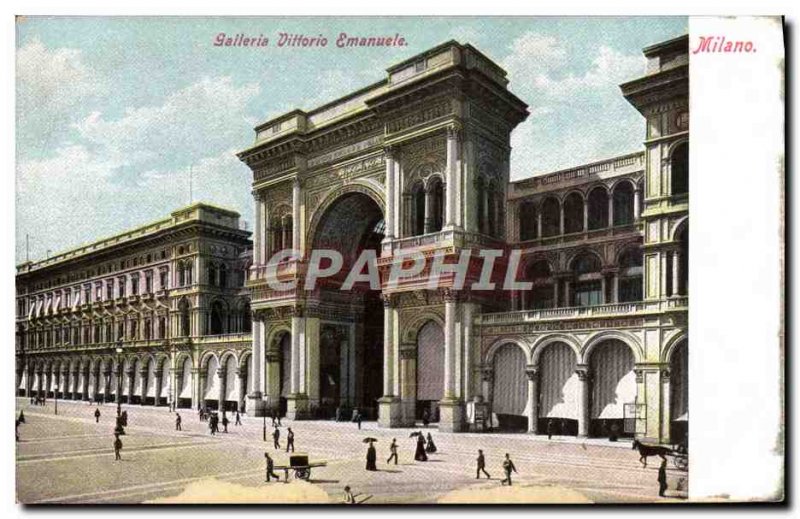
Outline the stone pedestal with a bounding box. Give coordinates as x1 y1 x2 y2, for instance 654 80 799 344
438 398 465 432
247 392 267 417
286 394 309 420
377 396 403 428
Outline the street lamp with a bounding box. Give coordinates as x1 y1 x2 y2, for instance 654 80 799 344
115 341 123 418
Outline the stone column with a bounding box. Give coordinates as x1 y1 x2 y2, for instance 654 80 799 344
248 317 266 416
190 367 200 410
423 186 433 234
253 192 262 265
612 273 620 303
154 371 163 406
265 351 281 413
445 125 459 229
564 279 572 307
103 370 112 402
291 178 301 252
660 368 672 443
582 202 589 232
525 365 539 434
92 368 101 402
633 187 641 221
439 290 463 432
399 344 417 427
608 194 615 227
378 295 401 427
479 367 494 429
576 365 590 437
660 252 669 298
536 211 543 239
236 368 247 412
36 369 43 399
217 368 226 411
72 369 80 400
287 312 309 419
559 204 565 235
672 250 681 296
139 368 149 405
384 147 395 240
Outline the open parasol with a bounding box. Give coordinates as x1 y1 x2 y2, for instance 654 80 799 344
362 437 378 443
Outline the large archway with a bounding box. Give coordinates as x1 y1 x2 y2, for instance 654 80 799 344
538 342 580 436
670 340 688 445
310 190 385 419
416 320 444 422
491 343 528 431
588 340 637 437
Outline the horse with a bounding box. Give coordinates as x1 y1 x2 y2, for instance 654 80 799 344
632 439 673 467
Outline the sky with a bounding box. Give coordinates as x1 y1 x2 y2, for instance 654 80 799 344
15 16 686 263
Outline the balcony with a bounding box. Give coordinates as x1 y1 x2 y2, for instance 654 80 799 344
479 297 688 326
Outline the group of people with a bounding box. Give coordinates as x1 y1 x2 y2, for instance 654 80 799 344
413 431 437 461
29 396 47 406
198 408 243 435
272 425 295 452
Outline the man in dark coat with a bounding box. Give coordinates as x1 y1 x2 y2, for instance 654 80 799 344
500 453 517 486
387 438 398 465
547 419 555 440
286 427 295 452
414 433 428 461
175 413 182 431
476 449 491 479
356 412 362 430
272 426 281 449
222 413 229 433
114 434 123 461
235 410 242 426
658 456 668 497
94 408 101 423
265 452 280 482
365 441 377 471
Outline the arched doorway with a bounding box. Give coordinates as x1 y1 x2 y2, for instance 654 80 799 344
416 320 444 422
670 341 688 445
589 340 637 437
310 190 384 418
278 332 291 417
178 357 193 408
203 355 220 410
538 342 580 436
492 343 527 431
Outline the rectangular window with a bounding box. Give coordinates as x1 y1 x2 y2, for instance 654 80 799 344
159 270 168 290
131 277 139 295
573 281 603 307
106 281 114 300
145 273 152 293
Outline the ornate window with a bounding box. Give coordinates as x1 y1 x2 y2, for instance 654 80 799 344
618 248 644 302
540 197 560 237
563 192 584 234
519 201 537 241
613 182 635 226
587 187 609 230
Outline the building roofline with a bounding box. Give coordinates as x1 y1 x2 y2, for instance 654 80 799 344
643 34 689 57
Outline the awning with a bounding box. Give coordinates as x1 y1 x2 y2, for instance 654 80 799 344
27 300 35 320
72 289 81 310
675 412 689 422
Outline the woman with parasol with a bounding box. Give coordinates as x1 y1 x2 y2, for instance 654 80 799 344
411 431 428 461
363 437 378 471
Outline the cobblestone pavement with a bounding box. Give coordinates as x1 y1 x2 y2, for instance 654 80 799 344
15 398 688 504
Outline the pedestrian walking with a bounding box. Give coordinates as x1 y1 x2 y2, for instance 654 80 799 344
414 432 428 462
425 432 437 453
209 415 217 436
658 456 668 497
235 410 242 426
222 413 229 433
94 408 101 423
476 449 491 479
547 418 555 440
356 412 362 430
121 410 128 427
272 426 281 449
422 408 430 428
175 413 182 431
271 410 277 427
286 427 295 452
365 441 377 471
114 435 123 461
264 452 280 482
387 438 398 465
500 453 518 486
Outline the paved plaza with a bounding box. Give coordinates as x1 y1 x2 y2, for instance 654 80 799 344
15 398 687 504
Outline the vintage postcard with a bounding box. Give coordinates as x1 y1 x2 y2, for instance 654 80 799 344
11 14 785 505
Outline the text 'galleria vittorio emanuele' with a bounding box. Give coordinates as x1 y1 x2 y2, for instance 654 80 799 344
16 35 689 445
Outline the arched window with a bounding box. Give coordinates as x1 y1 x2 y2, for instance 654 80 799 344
218 264 228 288
158 317 166 339
587 187 609 230
144 319 152 340
208 263 217 287
242 302 252 333
563 193 584 234
671 142 689 195
428 177 444 233
613 182 635 226
209 301 225 335
179 298 190 337
178 262 186 287
571 252 603 307
618 248 643 302
519 201 537 241
412 182 425 236
541 197 560 237
526 260 554 309
185 262 193 285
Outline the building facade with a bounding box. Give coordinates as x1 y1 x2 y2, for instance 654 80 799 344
16 36 688 444
15 204 253 412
